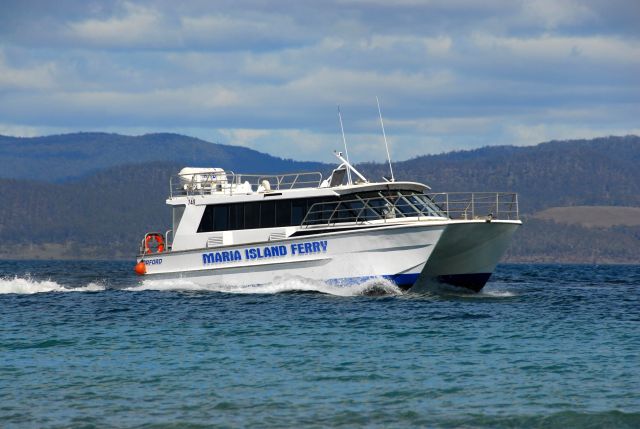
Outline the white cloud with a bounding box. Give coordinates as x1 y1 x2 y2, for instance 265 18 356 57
65 2 172 48
218 128 271 148
472 33 640 64
0 0 638 162
362 35 453 55
0 52 58 91
63 3 312 51
0 123 47 137
282 68 456 105
385 116 495 135
180 13 308 48
519 0 595 30
505 123 640 146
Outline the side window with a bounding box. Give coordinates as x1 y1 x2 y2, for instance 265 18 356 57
197 205 214 232
244 202 260 229
304 198 327 225
229 203 244 230
260 201 276 228
303 197 340 224
275 200 291 227
319 202 338 222
338 200 363 222
291 199 307 225
213 205 229 231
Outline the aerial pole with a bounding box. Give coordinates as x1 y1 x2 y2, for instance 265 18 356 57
376 96 395 182
337 105 353 185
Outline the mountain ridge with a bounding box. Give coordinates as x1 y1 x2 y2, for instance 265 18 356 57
0 132 327 182
1 133 639 262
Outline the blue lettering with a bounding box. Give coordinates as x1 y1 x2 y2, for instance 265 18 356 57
215 253 222 263
264 247 272 258
278 245 287 256
203 253 214 264
222 251 230 262
233 250 242 261
289 241 328 257
249 248 257 259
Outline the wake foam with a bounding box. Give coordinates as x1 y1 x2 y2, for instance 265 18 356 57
0 276 105 295
479 289 516 298
132 276 403 297
427 285 517 298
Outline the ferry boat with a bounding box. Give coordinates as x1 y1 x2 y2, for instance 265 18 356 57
135 153 521 292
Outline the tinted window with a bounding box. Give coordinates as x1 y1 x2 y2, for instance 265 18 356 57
198 196 348 231
305 198 332 225
319 202 338 222
291 199 306 225
244 202 260 229
260 201 276 228
213 205 229 231
276 200 291 227
197 205 214 232
336 200 363 222
229 203 244 230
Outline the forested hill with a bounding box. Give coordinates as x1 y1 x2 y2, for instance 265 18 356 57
0 134 639 261
0 132 326 182
2 133 639 214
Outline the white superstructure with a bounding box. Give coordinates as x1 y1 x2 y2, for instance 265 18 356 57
135 153 521 292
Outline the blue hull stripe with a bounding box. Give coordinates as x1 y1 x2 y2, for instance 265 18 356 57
436 273 492 292
326 273 420 289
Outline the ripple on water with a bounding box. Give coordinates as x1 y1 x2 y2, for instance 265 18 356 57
0 260 639 428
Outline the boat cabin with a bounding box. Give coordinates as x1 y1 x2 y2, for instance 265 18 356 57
157 157 448 253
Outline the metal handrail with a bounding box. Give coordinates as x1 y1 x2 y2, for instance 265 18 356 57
301 192 519 227
165 229 173 249
169 170 323 198
428 192 520 220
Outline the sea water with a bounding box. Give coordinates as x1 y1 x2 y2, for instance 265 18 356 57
0 260 638 428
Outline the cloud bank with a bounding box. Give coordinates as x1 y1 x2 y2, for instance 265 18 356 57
0 0 638 161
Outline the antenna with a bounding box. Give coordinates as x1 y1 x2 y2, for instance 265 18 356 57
376 96 395 182
337 105 353 185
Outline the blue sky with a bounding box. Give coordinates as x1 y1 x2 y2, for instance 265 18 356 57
0 0 638 162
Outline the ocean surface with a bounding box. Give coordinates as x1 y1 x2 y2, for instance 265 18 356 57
1 260 638 428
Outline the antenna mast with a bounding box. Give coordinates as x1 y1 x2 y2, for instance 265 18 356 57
376 96 395 182
337 105 353 185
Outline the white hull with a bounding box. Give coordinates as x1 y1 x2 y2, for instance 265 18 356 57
139 223 446 289
411 220 521 292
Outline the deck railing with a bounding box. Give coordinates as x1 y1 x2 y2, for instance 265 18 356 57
170 170 323 197
428 192 519 220
301 192 519 227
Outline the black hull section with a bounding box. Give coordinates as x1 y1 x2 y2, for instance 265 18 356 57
436 273 492 293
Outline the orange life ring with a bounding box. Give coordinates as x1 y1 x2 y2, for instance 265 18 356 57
145 234 165 253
